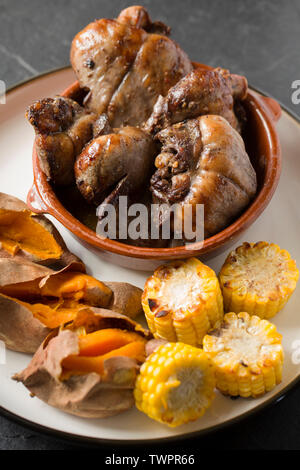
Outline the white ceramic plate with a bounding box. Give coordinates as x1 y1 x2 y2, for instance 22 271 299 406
0 68 299 444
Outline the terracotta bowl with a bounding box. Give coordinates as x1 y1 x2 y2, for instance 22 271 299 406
27 64 282 270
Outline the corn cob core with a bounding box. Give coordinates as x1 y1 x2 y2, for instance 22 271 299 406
142 258 223 346
203 312 283 397
219 242 299 319
134 342 215 427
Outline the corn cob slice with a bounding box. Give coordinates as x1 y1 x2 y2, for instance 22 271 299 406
134 342 215 427
219 242 299 319
203 312 283 397
142 258 223 346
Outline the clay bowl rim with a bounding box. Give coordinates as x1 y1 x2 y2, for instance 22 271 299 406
30 65 282 261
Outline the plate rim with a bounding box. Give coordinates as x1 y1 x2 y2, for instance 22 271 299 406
1 67 300 446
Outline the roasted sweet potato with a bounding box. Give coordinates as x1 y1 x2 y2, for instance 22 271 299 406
0 193 144 352
0 193 84 270
0 258 111 351
0 258 144 353
1 267 112 307
13 308 152 418
0 258 86 353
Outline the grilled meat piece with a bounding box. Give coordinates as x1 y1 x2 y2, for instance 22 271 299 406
117 5 171 35
26 97 96 185
150 115 257 238
75 126 157 206
144 67 248 134
70 6 192 127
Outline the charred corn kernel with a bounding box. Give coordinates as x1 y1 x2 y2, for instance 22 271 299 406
203 312 283 398
142 258 223 346
219 242 299 319
134 342 215 427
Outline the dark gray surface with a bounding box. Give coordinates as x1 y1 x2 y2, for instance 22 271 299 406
1 0 300 117
0 0 299 451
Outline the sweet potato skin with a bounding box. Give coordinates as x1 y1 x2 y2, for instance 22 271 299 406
104 282 143 319
0 295 50 353
13 309 151 417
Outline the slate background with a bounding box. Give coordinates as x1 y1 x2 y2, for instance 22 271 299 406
0 0 299 451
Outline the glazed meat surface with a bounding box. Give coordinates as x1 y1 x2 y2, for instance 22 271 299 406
144 67 248 134
117 5 171 35
151 115 257 238
70 6 192 127
75 126 157 206
26 97 96 185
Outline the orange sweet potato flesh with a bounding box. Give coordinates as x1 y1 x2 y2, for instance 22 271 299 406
1 294 80 329
0 271 112 307
0 209 62 259
62 341 146 376
78 328 146 356
30 304 79 329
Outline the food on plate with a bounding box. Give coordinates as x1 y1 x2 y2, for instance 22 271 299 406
0 3 294 435
0 193 144 352
26 97 96 185
75 126 156 205
0 269 112 307
203 312 283 397
0 192 84 269
142 257 223 346
13 308 152 418
70 6 192 126
26 5 258 247
150 115 257 238
134 342 215 427
219 242 299 318
144 67 248 134
0 267 143 320
0 257 143 353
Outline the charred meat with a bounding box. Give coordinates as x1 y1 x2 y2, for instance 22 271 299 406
144 67 248 134
75 126 157 206
70 6 192 127
150 115 257 238
26 97 96 185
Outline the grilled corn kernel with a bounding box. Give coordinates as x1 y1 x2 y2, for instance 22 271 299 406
134 342 215 427
219 242 299 319
203 312 284 398
142 258 223 346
